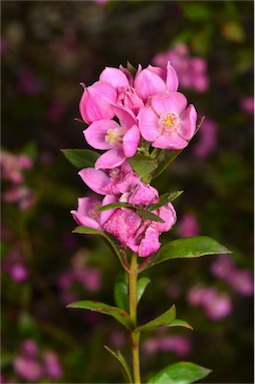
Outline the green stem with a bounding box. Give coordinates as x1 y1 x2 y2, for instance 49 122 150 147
129 253 141 384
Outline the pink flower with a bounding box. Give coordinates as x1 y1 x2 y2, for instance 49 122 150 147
71 195 117 229
134 62 179 101
84 105 140 169
143 335 191 357
103 202 176 257
138 92 197 149
227 269 253 296
79 81 117 124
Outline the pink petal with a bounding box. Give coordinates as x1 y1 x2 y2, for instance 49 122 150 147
138 227 160 257
78 168 110 195
152 132 188 150
100 194 118 225
152 203 177 233
79 82 117 124
134 69 166 100
123 125 140 157
137 107 159 142
71 197 101 229
84 120 120 150
178 104 197 140
112 104 137 129
99 67 130 89
166 61 179 92
151 93 187 116
95 147 126 169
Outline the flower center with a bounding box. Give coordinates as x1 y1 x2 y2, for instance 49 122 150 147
89 202 101 218
105 128 123 145
159 112 179 133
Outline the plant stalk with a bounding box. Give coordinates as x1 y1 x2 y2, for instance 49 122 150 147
129 253 141 384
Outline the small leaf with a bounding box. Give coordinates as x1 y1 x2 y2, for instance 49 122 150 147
143 236 231 270
104 345 133 383
67 300 132 329
128 153 158 182
114 272 129 312
151 149 183 180
136 277 151 305
61 149 99 169
148 361 212 384
136 305 176 332
98 202 133 212
136 209 165 223
148 191 184 211
72 226 103 235
72 226 128 271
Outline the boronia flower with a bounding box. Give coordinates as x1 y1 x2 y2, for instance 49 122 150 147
138 92 197 149
84 105 140 169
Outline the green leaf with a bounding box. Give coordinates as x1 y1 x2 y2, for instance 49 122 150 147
148 191 184 211
143 236 231 270
136 209 165 223
136 277 151 305
151 149 183 180
72 226 128 271
148 361 212 384
114 272 129 312
98 202 133 212
104 345 132 383
136 305 192 333
128 153 158 183
67 300 132 329
72 226 103 235
61 149 99 169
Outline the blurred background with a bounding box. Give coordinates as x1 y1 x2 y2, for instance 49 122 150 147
1 1 254 383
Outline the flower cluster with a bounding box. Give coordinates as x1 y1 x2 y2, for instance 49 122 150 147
72 62 198 257
0 150 36 211
13 340 63 382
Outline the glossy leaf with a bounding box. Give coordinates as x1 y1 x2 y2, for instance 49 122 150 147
61 149 99 169
67 300 132 329
136 277 151 305
72 226 128 271
114 272 129 312
136 305 191 332
148 361 212 384
148 191 184 211
104 345 132 383
128 153 158 183
143 236 231 270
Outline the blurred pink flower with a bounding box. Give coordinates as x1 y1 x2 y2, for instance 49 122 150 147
43 351 63 380
210 255 253 296
1 248 28 283
152 43 209 92
240 96 254 115
3 185 36 211
193 118 218 158
177 213 200 238
187 284 232 320
143 334 191 357
0 151 33 184
13 356 43 382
